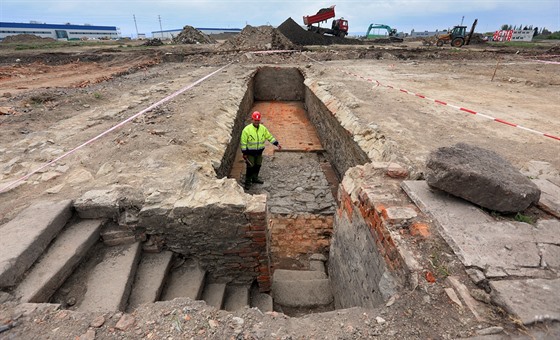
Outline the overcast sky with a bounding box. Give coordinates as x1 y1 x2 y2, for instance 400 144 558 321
1 0 559 37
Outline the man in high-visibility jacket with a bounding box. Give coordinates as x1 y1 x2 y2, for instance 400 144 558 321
240 111 281 190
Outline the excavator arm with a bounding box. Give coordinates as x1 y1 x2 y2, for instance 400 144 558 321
365 24 395 38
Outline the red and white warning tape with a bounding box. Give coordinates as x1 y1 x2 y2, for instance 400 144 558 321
0 63 232 194
303 54 560 142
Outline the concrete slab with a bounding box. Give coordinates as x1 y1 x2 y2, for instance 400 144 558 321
272 279 333 308
127 251 173 311
449 221 541 270
161 259 205 301
533 219 560 244
402 181 550 275
202 283 226 310
401 181 492 227
273 269 327 281
533 179 560 218
490 278 560 325
15 219 103 303
77 242 141 312
0 200 73 288
223 285 249 312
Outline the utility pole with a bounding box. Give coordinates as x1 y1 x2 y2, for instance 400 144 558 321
133 14 139 39
158 15 163 39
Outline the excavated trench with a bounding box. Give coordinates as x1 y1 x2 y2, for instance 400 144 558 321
5 66 400 316
220 66 396 314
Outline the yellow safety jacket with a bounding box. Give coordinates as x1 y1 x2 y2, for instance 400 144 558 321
240 124 277 155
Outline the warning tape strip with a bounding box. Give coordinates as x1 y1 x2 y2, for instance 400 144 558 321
0 63 232 194
248 50 299 55
531 59 560 65
303 54 560 142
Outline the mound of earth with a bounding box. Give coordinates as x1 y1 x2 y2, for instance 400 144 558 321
469 33 487 45
172 25 216 44
142 38 164 46
220 25 295 51
1 34 56 43
277 17 363 46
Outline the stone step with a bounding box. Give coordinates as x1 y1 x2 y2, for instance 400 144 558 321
0 200 73 288
272 279 333 308
201 283 226 310
15 219 103 303
223 285 249 312
161 259 206 301
273 269 327 281
77 242 141 312
127 251 173 311
251 292 273 313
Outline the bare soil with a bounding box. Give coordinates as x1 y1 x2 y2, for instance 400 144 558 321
0 31 559 339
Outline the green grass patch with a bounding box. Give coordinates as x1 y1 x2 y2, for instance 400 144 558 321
486 41 541 48
514 212 534 224
429 248 450 279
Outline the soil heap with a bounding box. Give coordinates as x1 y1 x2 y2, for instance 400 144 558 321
142 38 164 46
220 25 295 51
172 25 217 44
277 17 363 46
1 34 56 43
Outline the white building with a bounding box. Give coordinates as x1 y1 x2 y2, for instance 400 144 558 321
409 30 448 38
0 22 120 41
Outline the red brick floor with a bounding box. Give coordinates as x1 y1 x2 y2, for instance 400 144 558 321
229 101 325 181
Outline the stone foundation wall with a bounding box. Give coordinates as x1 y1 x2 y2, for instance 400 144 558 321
254 67 305 101
268 214 333 269
214 74 256 178
76 185 273 290
138 193 271 289
304 81 370 178
328 162 421 309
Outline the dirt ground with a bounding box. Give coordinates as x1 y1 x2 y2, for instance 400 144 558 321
0 33 559 339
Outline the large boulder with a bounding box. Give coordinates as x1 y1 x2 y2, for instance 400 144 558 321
426 143 540 213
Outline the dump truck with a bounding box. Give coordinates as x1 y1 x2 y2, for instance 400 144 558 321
303 5 348 38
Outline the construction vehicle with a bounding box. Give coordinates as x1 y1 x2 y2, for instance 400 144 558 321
435 19 478 47
303 5 348 38
364 24 403 42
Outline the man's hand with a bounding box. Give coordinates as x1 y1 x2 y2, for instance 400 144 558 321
277 144 282 151
242 154 248 161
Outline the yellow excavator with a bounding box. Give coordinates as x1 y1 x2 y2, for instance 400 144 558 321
434 19 478 47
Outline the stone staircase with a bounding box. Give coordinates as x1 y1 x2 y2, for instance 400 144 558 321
0 200 272 313
271 254 335 315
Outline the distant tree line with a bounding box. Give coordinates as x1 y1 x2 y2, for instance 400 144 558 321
499 24 559 39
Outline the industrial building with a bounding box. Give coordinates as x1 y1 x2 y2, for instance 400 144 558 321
151 27 242 40
0 22 120 41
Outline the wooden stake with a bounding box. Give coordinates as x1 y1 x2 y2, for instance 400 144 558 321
491 59 501 82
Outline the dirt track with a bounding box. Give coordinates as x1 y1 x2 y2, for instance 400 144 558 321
0 35 559 339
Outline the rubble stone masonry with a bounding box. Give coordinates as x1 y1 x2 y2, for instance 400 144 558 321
328 162 422 309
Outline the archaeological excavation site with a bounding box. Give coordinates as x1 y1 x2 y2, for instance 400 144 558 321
0 24 559 339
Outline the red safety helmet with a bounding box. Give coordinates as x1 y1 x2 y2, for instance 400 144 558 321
251 111 261 121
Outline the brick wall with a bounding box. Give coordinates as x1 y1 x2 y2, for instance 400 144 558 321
268 213 333 270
